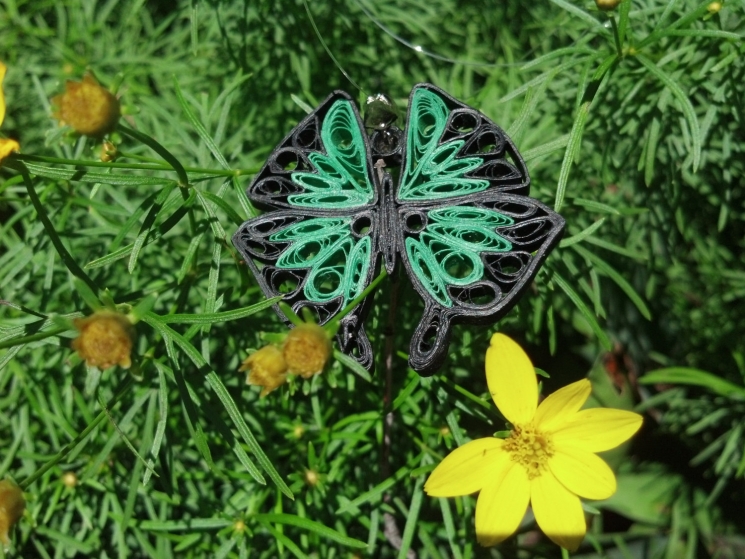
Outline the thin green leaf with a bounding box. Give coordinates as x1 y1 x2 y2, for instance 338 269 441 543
334 349 372 382
253 514 367 549
559 218 606 248
552 271 612 350
572 244 652 320
142 312 292 498
160 298 280 324
639 368 745 399
637 54 701 171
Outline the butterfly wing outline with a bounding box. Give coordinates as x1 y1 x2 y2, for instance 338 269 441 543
232 91 381 369
395 84 565 374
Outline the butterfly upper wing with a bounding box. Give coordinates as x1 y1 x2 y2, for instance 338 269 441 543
233 91 380 369
395 84 565 375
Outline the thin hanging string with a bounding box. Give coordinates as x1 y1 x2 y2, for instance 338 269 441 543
302 0 368 95
352 0 527 69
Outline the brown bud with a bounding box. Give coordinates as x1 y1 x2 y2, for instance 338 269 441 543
283 323 331 378
52 73 120 137
72 311 134 370
0 480 25 545
595 0 622 11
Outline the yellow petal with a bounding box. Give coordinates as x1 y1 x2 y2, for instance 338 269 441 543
475 459 530 546
0 138 19 163
549 446 616 500
534 379 591 432
553 408 643 452
425 438 506 497
0 60 7 125
486 333 537 425
531 471 586 551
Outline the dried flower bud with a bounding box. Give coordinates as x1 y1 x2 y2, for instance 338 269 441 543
595 0 621 10
72 311 134 370
239 345 288 397
282 323 331 378
100 140 118 162
52 73 120 137
0 480 24 546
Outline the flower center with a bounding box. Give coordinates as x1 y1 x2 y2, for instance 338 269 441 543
503 423 555 479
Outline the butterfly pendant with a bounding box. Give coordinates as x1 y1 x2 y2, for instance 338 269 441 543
232 83 565 376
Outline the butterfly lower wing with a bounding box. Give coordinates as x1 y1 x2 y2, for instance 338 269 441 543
233 210 379 370
399 195 564 374
234 90 380 370
395 84 563 375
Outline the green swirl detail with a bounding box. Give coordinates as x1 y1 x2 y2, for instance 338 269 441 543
290 100 374 208
398 88 489 201
271 217 372 306
405 207 514 307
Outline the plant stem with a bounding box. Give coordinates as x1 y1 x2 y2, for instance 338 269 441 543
18 164 100 295
0 326 69 350
117 123 190 187
14 153 260 177
610 15 623 58
19 375 135 490
324 268 388 336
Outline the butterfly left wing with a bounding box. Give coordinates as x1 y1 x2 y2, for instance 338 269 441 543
233 91 381 370
395 84 565 375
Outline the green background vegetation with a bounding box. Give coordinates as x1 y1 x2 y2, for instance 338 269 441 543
1 0 744 556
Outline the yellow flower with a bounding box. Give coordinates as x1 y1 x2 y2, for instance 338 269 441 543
239 345 288 397
0 479 25 546
707 1 722 13
0 61 20 165
282 323 331 378
52 73 120 137
425 333 643 551
71 311 134 370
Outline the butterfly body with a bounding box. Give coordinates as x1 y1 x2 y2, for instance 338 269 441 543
234 84 564 375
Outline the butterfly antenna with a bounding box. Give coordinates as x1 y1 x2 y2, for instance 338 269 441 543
352 0 525 69
302 0 367 95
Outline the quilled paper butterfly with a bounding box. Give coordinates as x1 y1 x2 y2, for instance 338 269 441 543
232 83 565 375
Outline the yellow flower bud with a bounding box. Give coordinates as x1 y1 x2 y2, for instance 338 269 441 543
239 345 288 397
0 480 25 546
61 471 78 488
304 469 320 487
282 323 331 378
71 311 134 370
707 1 722 13
100 140 118 162
595 0 621 10
52 73 120 137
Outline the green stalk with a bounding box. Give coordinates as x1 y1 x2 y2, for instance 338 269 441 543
17 164 99 295
117 123 190 187
14 153 259 177
0 326 69 350
324 268 388 336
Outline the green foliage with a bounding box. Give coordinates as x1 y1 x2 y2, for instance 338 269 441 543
1 0 745 556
